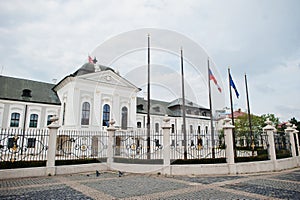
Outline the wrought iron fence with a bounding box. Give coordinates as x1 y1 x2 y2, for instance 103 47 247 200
114 129 163 161
234 131 269 159
170 129 225 160
56 129 108 161
274 131 292 159
0 128 49 163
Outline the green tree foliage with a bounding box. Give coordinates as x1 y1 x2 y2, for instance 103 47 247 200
290 117 300 132
234 113 280 147
235 113 279 135
261 114 279 128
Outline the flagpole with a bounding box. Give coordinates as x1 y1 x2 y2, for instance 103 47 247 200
228 67 237 158
244 73 254 155
181 48 187 160
147 34 151 159
208 59 215 158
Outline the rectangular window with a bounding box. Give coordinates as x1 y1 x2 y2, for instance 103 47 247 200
7 138 14 148
47 115 53 125
171 139 175 147
27 138 36 148
81 102 90 125
102 104 110 127
62 103 66 126
155 123 159 133
29 114 38 128
137 122 142 128
10 112 20 127
171 124 175 133
190 125 193 134
197 126 201 134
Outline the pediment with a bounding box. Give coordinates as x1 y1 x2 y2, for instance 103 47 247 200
77 70 140 91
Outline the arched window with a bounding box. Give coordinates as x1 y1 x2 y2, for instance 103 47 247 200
29 114 38 128
81 102 90 125
190 125 193 134
171 124 175 133
155 123 159 133
102 104 110 127
121 106 128 130
47 115 53 125
137 122 142 128
62 103 66 126
10 112 20 127
197 125 201 134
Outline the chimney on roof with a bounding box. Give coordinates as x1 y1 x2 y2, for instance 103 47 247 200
94 64 101 72
238 108 241 113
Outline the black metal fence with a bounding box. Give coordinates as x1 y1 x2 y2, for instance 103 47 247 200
56 129 108 161
1 127 296 168
234 131 269 161
114 129 163 163
0 128 108 168
0 128 49 163
171 129 225 160
112 128 225 165
274 131 292 159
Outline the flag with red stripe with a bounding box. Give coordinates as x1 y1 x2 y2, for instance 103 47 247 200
209 68 222 93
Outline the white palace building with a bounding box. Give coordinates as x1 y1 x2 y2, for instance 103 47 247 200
0 62 212 135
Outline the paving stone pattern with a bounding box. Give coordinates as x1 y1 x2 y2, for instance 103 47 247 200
0 184 92 200
172 175 243 184
162 188 258 200
0 168 299 199
84 176 189 199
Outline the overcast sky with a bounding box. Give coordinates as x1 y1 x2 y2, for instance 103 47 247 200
0 0 299 122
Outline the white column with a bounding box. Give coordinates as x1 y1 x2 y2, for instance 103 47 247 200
292 125 300 157
285 122 296 157
107 120 117 170
223 118 236 174
46 117 60 176
162 115 171 175
263 118 277 170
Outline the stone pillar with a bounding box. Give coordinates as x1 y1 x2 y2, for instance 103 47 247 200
285 122 296 157
46 116 60 176
263 118 277 170
107 120 117 170
223 118 236 174
162 115 171 175
292 125 300 157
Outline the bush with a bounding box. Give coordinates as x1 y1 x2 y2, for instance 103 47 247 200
1 161 46 169
235 155 269 163
276 150 292 159
55 158 101 166
171 158 226 165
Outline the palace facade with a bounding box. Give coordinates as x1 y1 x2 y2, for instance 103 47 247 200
0 62 212 135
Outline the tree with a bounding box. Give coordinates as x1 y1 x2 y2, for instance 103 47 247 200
290 117 300 132
261 114 279 128
234 114 263 147
234 113 280 147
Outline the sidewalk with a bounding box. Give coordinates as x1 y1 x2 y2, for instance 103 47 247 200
0 168 299 199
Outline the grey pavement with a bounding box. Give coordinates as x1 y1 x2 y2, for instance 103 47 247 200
0 168 299 200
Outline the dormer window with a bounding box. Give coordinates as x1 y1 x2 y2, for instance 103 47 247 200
22 89 32 98
137 104 144 110
153 106 160 112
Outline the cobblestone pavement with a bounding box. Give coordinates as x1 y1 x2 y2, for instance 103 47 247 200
0 168 299 199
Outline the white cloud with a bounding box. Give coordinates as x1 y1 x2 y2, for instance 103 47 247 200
0 0 299 121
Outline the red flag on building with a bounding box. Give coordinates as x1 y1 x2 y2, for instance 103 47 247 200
88 56 93 64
